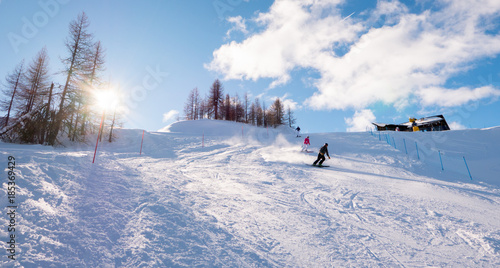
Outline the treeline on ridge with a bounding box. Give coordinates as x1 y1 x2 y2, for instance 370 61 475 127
184 79 296 128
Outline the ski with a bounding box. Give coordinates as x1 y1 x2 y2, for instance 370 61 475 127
306 164 330 168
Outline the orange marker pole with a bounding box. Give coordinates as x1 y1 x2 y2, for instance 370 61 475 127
140 130 145 155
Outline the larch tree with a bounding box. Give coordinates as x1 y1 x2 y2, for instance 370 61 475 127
184 87 201 120
248 102 256 125
285 105 296 128
208 79 224 120
223 93 231 121
77 40 106 139
268 98 285 127
262 101 267 127
234 93 244 122
254 98 263 127
243 92 249 123
11 48 52 143
51 12 94 145
19 47 51 115
1 60 25 128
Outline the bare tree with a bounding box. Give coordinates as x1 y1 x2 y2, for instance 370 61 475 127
223 93 231 120
184 87 201 120
233 93 244 122
77 40 106 139
255 98 263 127
244 92 249 123
262 101 267 127
285 106 296 128
18 47 50 115
1 60 25 128
248 102 256 125
108 107 120 142
208 79 224 120
51 12 94 145
198 97 207 119
268 98 285 127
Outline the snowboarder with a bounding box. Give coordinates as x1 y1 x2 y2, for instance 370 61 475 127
301 136 310 152
295 126 301 137
313 143 330 166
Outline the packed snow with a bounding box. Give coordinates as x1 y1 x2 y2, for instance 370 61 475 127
1 119 499 267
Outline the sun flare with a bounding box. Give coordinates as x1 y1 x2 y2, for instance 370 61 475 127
93 89 118 110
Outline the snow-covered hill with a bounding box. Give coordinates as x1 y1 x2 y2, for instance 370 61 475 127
1 120 499 267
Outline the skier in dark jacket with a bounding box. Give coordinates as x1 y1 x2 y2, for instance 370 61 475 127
313 143 330 166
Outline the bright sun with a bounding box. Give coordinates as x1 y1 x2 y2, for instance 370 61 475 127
93 89 118 110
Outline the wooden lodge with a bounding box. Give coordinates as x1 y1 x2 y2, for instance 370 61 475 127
372 115 450 132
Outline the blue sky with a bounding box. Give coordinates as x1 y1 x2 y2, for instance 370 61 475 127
1 0 499 133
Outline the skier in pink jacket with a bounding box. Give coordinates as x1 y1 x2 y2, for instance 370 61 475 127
301 136 310 152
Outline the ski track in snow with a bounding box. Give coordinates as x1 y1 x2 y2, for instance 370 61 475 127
0 121 499 267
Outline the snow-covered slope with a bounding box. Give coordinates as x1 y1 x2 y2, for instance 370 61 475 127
0 120 499 267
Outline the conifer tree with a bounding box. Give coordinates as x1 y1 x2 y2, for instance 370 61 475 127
285 105 296 128
244 92 249 123
255 98 263 127
184 87 200 120
1 60 25 128
223 93 231 120
18 47 50 115
269 98 285 127
77 40 106 139
51 12 94 145
248 102 256 125
208 79 224 120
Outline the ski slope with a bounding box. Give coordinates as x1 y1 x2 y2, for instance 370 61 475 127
0 119 499 267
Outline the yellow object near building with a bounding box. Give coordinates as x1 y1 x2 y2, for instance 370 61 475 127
372 115 450 132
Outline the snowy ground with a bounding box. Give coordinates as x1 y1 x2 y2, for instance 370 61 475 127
1 119 499 267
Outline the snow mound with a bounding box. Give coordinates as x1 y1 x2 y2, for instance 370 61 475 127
159 119 252 136
159 119 294 138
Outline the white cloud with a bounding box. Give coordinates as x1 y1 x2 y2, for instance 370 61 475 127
417 86 500 107
449 121 467 130
207 0 500 111
345 109 376 132
226 16 248 38
206 0 362 82
162 110 179 122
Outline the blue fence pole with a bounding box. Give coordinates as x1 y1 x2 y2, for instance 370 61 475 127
415 142 420 160
403 139 408 154
463 156 473 180
392 137 397 149
439 150 444 171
